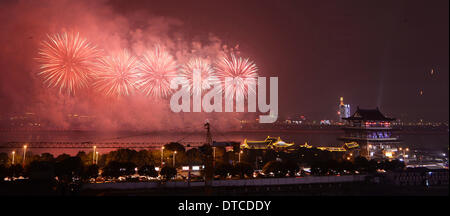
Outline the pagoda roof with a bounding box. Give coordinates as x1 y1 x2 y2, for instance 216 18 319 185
241 136 294 149
343 107 395 121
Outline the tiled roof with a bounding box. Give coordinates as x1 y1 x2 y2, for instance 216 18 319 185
343 107 395 121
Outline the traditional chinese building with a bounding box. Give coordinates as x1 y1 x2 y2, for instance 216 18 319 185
339 107 400 159
241 136 294 150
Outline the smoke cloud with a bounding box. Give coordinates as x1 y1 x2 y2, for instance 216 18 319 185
0 0 251 131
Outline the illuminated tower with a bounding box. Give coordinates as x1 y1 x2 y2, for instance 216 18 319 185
339 107 400 159
338 97 351 123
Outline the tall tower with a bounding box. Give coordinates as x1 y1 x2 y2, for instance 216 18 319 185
204 121 212 145
339 107 399 159
338 97 351 122
203 121 214 192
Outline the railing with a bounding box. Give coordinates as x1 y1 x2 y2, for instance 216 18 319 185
339 137 399 141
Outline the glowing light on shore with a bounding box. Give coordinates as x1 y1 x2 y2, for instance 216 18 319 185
36 32 100 95
136 46 178 98
93 50 140 97
216 53 258 100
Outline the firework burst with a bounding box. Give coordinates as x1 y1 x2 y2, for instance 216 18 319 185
36 32 100 95
93 50 140 97
179 58 220 96
215 53 258 100
136 46 178 99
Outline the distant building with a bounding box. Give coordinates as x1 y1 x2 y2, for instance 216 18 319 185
338 97 351 123
339 107 400 159
315 141 360 159
241 136 294 150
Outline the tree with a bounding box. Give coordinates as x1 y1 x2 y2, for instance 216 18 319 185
263 161 287 177
107 149 138 164
198 144 213 155
160 166 177 180
311 161 327 176
76 151 90 166
120 162 137 176
295 147 333 166
283 160 299 177
138 165 158 178
213 147 226 164
55 156 84 182
21 151 34 166
82 164 99 180
164 142 186 153
39 153 55 162
234 162 253 178
0 165 7 180
215 163 234 179
186 148 203 165
262 149 278 164
341 160 355 174
198 144 214 181
102 161 136 178
102 161 121 178
134 150 155 167
8 164 24 177
97 153 107 168
354 156 369 173
325 159 339 175
0 152 9 166
26 160 55 181
367 159 378 173
172 151 188 168
55 154 71 163
382 159 405 172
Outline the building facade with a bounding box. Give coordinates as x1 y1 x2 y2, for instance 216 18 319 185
338 97 351 123
339 107 400 159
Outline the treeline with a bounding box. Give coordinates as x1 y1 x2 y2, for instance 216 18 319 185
0 142 206 181
0 142 406 182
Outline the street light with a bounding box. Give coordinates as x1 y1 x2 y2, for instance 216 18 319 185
173 151 177 167
213 147 216 167
11 151 15 165
161 146 165 167
239 150 243 163
95 151 99 165
22 145 27 165
92 145 97 165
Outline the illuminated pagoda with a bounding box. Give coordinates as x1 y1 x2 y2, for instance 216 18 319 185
241 136 294 150
339 107 400 159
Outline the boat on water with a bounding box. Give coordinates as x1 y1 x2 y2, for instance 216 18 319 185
241 136 295 150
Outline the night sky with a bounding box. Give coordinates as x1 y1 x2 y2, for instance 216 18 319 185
110 0 449 121
0 0 448 129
